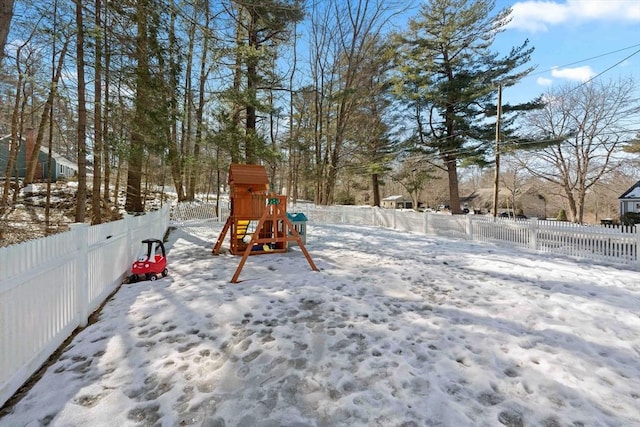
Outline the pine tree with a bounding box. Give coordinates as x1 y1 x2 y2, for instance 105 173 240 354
394 0 534 213
223 0 304 164
124 0 168 212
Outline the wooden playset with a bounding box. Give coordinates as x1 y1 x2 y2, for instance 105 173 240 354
213 163 318 283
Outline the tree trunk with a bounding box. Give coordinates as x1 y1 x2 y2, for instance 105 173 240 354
563 184 578 223
45 0 60 231
24 38 69 185
443 91 462 214
1 43 24 208
114 154 122 209
313 79 324 204
288 23 298 203
245 14 258 164
189 6 210 200
125 0 149 213
577 189 586 224
102 1 111 205
91 0 103 224
371 173 380 207
0 0 13 66
74 0 88 222
166 7 185 201
126 139 144 212
230 8 243 165
182 15 195 198
445 155 461 214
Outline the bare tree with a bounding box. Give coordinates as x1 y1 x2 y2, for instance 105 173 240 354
45 0 65 231
391 155 438 209
517 79 640 223
1 37 30 208
24 35 70 186
308 0 402 205
500 167 525 215
180 3 196 199
188 1 211 200
1 16 49 208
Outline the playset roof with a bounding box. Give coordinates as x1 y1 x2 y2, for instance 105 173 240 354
228 163 269 186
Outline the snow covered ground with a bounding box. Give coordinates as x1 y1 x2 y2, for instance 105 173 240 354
2 222 640 427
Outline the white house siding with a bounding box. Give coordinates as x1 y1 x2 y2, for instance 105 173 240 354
620 200 640 214
619 182 640 215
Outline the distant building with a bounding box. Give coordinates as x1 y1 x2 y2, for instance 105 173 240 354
381 195 413 209
619 180 640 216
0 129 78 181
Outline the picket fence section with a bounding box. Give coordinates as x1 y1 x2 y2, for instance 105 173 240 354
163 201 639 269
0 205 170 408
297 203 639 269
2 201 636 408
170 201 225 227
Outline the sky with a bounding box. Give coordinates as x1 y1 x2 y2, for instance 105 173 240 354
492 0 640 105
6 0 638 130
1 221 639 426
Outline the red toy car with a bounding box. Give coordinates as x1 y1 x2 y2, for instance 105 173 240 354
129 238 168 282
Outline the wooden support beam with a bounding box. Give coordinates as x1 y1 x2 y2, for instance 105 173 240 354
212 216 232 255
283 215 318 272
230 198 318 283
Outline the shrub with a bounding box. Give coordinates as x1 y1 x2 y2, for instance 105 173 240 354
557 209 568 221
621 212 640 225
334 191 355 205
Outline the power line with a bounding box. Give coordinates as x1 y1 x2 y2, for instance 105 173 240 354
342 130 639 176
528 42 640 78
564 47 640 94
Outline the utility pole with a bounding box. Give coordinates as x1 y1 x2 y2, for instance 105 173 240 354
492 84 502 218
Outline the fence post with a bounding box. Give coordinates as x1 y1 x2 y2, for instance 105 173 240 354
125 214 135 263
392 207 397 229
69 223 89 328
529 218 538 251
424 212 429 235
636 225 640 270
161 204 168 235
466 215 473 240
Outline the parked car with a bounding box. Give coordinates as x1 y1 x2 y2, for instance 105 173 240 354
499 211 527 220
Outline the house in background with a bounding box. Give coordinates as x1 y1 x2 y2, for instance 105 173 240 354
381 195 413 209
619 180 640 216
0 129 78 182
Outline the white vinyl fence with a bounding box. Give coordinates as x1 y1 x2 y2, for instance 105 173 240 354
296 203 639 269
170 201 226 227
165 201 639 269
0 205 170 408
